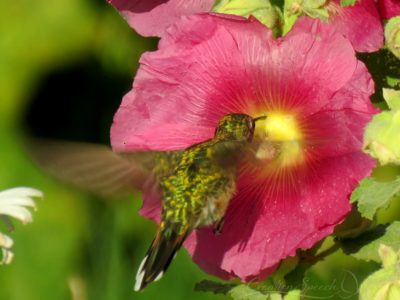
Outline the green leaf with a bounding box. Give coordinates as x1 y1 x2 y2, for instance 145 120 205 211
194 279 301 299
228 285 266 300
340 0 356 7
341 222 400 263
340 224 388 257
194 279 237 295
350 177 400 219
333 204 372 239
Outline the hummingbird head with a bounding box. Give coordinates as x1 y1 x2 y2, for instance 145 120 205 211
214 113 266 142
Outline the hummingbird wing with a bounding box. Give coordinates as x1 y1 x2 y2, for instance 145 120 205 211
26 138 183 198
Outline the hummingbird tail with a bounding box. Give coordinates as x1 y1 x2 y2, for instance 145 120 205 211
134 228 188 291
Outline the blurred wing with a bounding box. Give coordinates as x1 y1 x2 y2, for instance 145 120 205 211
207 139 278 172
26 139 182 198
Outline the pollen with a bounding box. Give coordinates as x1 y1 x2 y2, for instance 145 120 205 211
254 112 305 168
264 113 302 142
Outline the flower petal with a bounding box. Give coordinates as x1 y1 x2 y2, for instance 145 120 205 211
0 197 37 209
0 187 43 199
378 0 400 20
0 187 42 224
184 152 375 280
111 13 358 151
0 206 33 224
108 0 215 37
0 232 13 248
292 0 384 53
1 248 14 265
331 0 383 52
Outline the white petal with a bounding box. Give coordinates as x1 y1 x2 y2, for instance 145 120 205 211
0 197 37 209
0 187 43 199
0 206 33 224
1 248 14 265
0 232 14 248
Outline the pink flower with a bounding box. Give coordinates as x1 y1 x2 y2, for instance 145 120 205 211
292 0 383 53
111 14 377 281
329 0 383 52
107 0 214 37
378 0 400 19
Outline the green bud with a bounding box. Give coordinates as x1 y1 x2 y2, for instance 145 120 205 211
284 290 301 300
379 244 399 268
269 293 284 300
375 282 400 300
360 245 400 300
340 0 357 7
213 0 282 35
283 0 343 34
383 88 400 110
285 0 330 20
385 17 400 59
363 89 400 165
213 0 270 15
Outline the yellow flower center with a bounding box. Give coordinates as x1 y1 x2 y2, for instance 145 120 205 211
254 112 305 168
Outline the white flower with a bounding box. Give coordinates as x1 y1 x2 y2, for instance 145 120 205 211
0 187 43 265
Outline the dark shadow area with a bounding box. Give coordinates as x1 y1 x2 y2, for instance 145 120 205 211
339 223 389 255
109 0 168 13
358 49 400 104
24 58 132 144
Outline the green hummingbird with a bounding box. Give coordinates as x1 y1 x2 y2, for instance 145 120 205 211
134 113 266 291
27 113 265 291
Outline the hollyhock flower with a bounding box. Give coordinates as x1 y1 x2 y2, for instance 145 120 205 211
0 187 42 264
378 0 400 20
287 0 383 52
107 0 215 37
111 14 377 280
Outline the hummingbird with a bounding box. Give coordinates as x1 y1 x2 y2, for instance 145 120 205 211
134 113 266 291
26 113 265 291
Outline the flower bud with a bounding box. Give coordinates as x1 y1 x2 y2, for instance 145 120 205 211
385 17 400 59
363 89 400 165
213 0 282 34
360 245 400 300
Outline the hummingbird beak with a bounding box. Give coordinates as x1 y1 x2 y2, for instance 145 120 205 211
253 115 267 122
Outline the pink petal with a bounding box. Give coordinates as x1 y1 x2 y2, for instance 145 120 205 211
111 14 378 280
111 14 358 151
331 0 383 52
185 152 375 280
292 0 383 53
378 0 400 19
108 0 214 37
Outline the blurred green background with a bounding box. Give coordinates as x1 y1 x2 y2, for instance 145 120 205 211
0 1 399 299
